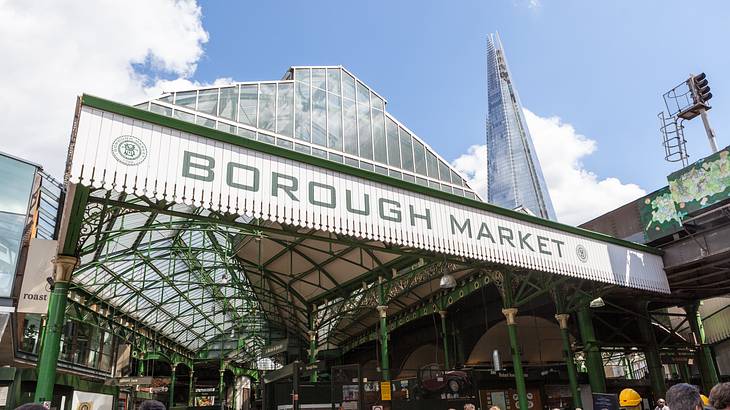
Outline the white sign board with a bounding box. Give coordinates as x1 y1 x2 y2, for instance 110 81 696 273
68 105 669 293
17 239 57 314
71 391 114 410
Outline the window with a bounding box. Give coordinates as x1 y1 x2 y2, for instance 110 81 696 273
426 151 439 179
175 91 196 109
343 99 357 155
399 129 414 172
438 160 451 183
343 71 356 100
327 68 341 95
327 93 343 151
295 80 311 141
197 89 218 115
413 140 427 176
258 84 276 132
276 83 293 137
372 109 387 164
357 102 372 159
219 87 237 120
386 118 401 168
239 85 258 127
312 88 327 146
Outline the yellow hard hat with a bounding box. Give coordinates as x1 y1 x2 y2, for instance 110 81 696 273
619 388 642 407
701 394 709 406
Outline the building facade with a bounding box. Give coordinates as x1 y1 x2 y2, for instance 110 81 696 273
486 33 556 220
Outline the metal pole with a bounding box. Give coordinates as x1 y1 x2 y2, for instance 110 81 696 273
220 368 226 410
34 255 77 404
503 308 529 410
686 303 720 392
377 277 390 381
555 314 583 410
308 330 318 382
189 369 195 406
439 311 451 370
638 309 666 400
576 306 607 393
169 364 177 408
700 109 719 153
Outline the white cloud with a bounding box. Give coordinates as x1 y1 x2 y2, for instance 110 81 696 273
452 109 645 226
0 0 213 176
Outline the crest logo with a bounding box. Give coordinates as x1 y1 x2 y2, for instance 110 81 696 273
576 244 588 263
112 135 147 165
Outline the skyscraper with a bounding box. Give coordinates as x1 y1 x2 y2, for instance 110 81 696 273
486 33 557 220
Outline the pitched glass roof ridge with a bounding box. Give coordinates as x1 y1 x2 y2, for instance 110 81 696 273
138 65 480 201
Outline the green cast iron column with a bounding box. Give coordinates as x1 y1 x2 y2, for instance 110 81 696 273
377 277 390 381
503 307 529 410
308 330 318 382
219 363 227 410
189 369 195 406
169 364 177 407
637 308 666 399
576 306 606 393
34 255 78 403
139 357 146 376
686 303 719 392
555 314 583 409
439 311 451 370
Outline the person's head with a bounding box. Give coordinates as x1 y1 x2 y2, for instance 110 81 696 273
667 383 702 410
710 382 730 410
138 400 166 410
657 399 667 407
489 406 501 410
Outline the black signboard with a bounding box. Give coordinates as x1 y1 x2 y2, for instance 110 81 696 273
261 338 289 358
263 362 296 383
106 376 153 386
300 360 325 376
593 393 620 410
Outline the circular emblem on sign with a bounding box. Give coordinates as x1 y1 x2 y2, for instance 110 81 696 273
576 244 588 263
111 135 147 165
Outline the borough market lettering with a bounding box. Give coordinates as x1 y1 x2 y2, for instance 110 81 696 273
182 151 567 258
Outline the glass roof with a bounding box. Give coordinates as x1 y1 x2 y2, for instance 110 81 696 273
136 66 478 200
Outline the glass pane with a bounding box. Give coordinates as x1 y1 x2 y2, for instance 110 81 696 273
327 68 341 95
343 71 356 100
312 148 327 159
400 129 414 171
345 157 359 167
413 139 427 175
416 177 428 186
294 143 310 154
150 103 172 116
451 170 462 185
343 98 357 155
295 68 310 83
0 154 35 297
160 94 173 104
403 174 415 182
219 87 238 120
426 150 439 179
372 95 384 111
237 128 256 139
372 109 387 164
356 82 370 105
312 88 327 146
295 80 311 141
312 68 326 90
357 102 372 159
197 89 218 115
386 118 401 168
438 160 451 182
328 152 343 162
175 91 196 108
258 84 276 132
277 83 293 137
375 165 388 175
196 116 216 128
360 162 374 171
327 93 343 151
465 191 476 199
174 110 195 123
277 138 293 149
239 85 258 127
389 169 402 179
258 133 275 144
217 123 236 134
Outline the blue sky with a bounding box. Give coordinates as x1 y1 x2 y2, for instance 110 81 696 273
191 0 730 192
3 0 729 224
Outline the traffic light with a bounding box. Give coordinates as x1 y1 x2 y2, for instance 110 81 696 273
691 72 713 104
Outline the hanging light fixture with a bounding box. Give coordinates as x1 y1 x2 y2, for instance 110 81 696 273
589 297 605 308
439 272 456 289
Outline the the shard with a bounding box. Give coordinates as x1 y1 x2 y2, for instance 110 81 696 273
486 33 556 220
